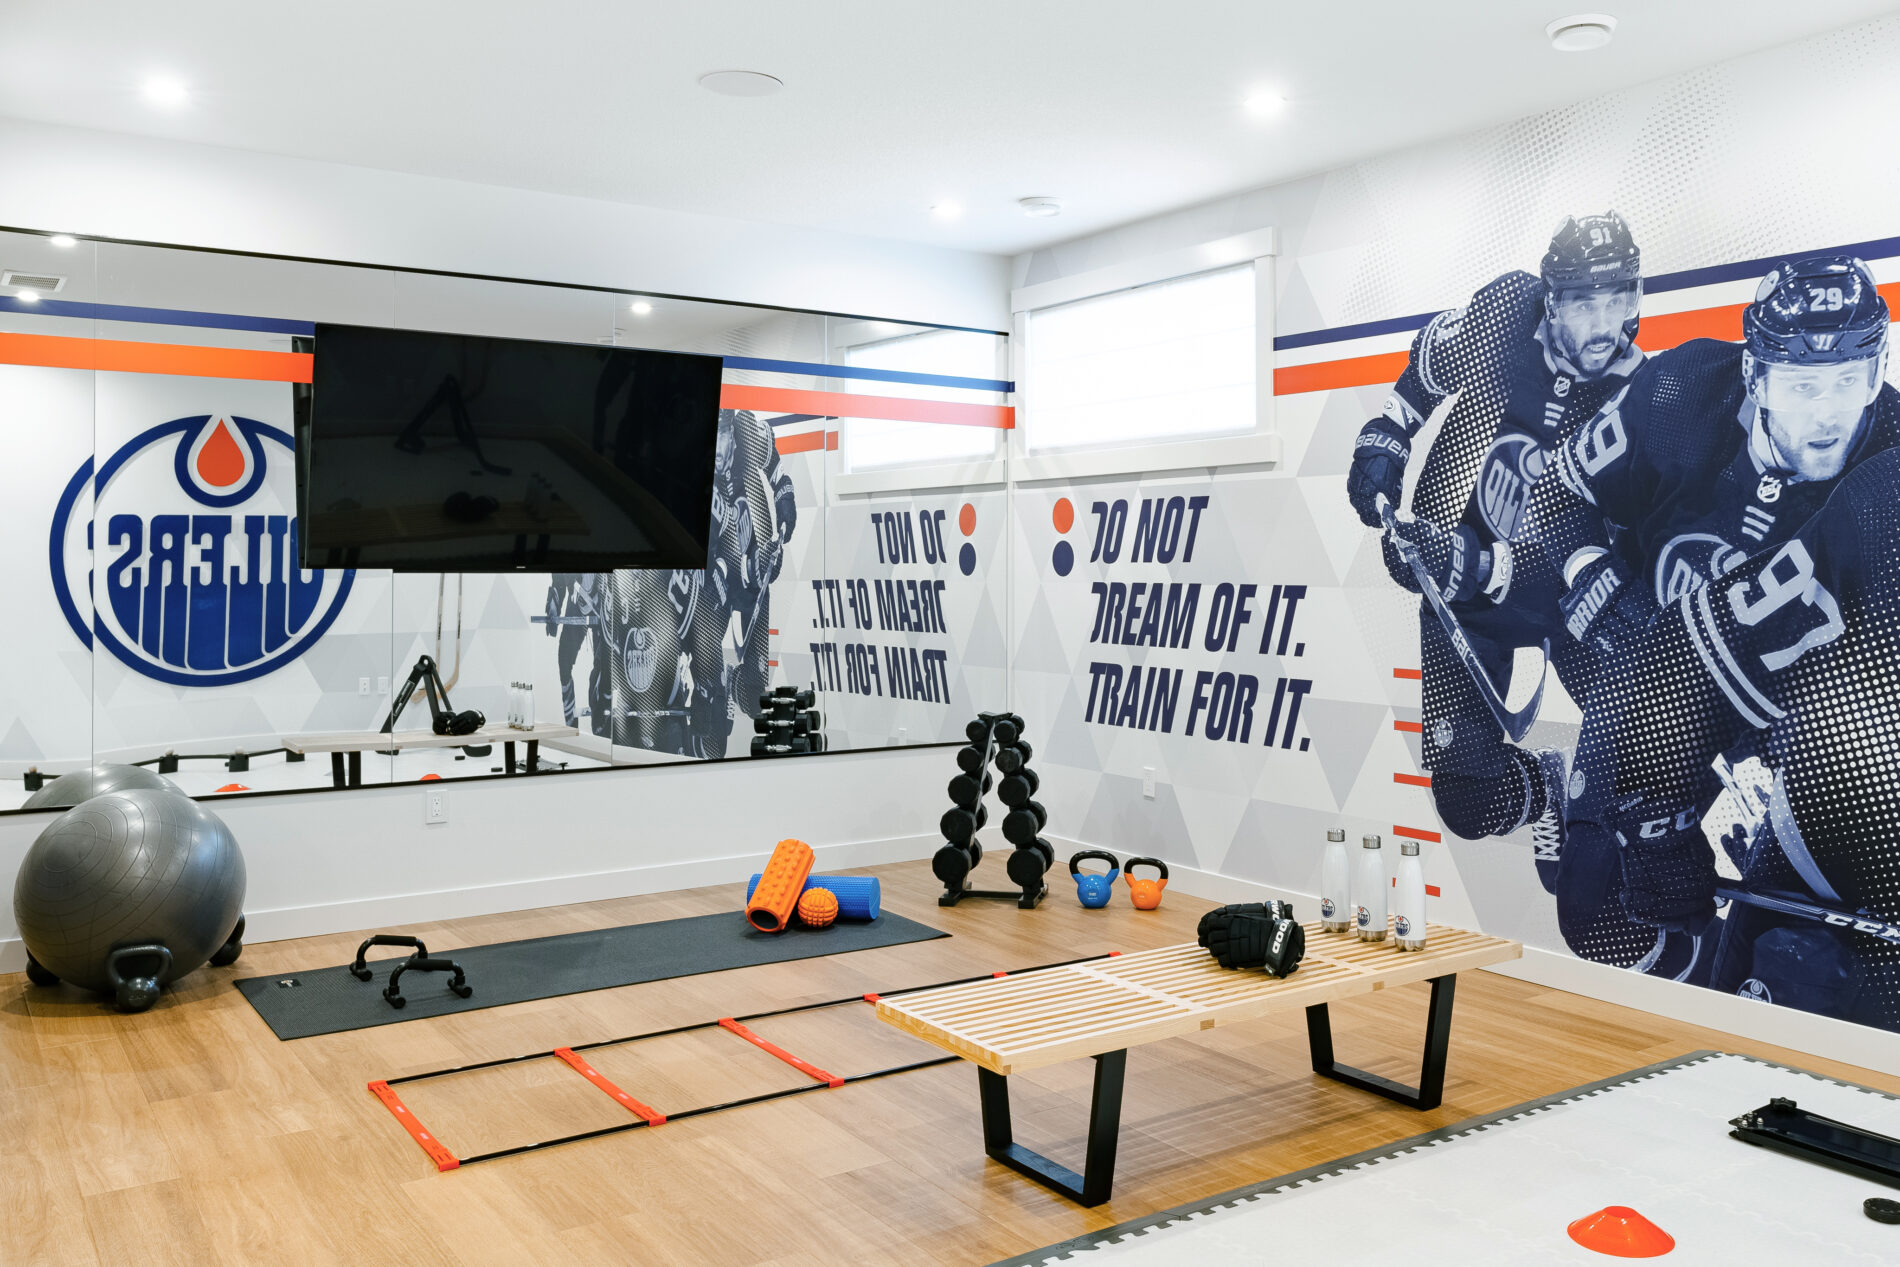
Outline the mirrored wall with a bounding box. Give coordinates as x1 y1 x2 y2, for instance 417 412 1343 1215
0 228 1011 808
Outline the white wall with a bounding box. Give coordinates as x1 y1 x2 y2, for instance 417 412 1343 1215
0 743 951 969
1003 14 1900 1073
0 116 1011 332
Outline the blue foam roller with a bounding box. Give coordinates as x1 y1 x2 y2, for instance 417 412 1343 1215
744 873 880 921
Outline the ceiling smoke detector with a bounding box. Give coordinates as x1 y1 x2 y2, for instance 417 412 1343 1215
697 70 784 98
1547 14 1617 52
1018 197 1063 219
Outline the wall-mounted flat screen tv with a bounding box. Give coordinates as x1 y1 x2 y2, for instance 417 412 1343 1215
297 323 724 571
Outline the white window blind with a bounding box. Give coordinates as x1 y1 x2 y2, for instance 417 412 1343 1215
844 329 1000 471
1025 264 1255 453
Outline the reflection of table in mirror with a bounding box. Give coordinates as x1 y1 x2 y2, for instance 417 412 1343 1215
283 723 580 787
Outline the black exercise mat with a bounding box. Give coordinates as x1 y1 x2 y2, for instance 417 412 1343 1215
234 910 949 1040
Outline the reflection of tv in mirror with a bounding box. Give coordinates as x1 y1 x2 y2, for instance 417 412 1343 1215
298 323 724 571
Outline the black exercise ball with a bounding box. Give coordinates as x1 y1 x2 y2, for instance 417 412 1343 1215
21 763 177 810
13 789 247 1011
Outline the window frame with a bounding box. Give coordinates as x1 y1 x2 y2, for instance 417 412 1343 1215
1009 226 1280 481
831 320 1012 496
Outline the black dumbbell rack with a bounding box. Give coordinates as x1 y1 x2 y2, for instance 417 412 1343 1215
750 685 826 757
932 712 1051 908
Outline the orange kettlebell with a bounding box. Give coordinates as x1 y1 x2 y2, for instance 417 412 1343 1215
1125 857 1168 909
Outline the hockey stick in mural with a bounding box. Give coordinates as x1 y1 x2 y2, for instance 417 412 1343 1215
1378 496 1546 742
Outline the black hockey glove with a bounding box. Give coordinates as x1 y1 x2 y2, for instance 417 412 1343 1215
1619 835 1718 936
1382 517 1490 603
1196 901 1293 948
1200 910 1305 976
1558 550 1657 655
1347 417 1412 528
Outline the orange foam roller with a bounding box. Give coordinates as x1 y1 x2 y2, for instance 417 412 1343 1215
745 838 815 932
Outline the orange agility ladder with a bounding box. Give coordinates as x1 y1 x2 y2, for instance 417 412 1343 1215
745 838 815 932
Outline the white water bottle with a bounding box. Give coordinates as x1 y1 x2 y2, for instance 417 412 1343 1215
1320 829 1351 932
522 681 534 729
1394 840 1427 951
1354 834 1387 942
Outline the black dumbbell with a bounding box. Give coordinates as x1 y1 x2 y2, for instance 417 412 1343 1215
942 806 977 846
809 733 828 753
804 709 823 731
956 745 986 775
753 716 771 735
965 719 994 746
1028 800 1047 829
932 842 974 888
1004 712 1025 733
1019 768 1040 796
790 735 811 753
999 774 1032 809
1006 844 1051 888
1031 838 1055 870
993 719 1019 746
948 772 992 808
750 736 767 756
1003 808 1040 847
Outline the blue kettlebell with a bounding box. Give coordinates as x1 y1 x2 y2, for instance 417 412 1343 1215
1070 850 1120 909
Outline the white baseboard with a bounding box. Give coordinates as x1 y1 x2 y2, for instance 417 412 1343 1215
0 833 939 975
1044 836 1900 1079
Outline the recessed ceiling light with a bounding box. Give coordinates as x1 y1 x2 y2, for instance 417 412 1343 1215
697 70 783 98
16 290 39 303
1547 13 1617 52
930 201 963 221
142 74 190 108
629 300 653 316
1018 197 1063 219
1244 89 1287 119
49 234 77 249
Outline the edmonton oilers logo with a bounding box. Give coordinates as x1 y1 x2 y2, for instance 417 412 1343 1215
49 415 355 687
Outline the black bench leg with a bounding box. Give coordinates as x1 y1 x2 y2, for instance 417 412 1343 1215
977 1050 1125 1207
1306 973 1456 1110
347 750 362 788
330 752 345 788
505 740 518 775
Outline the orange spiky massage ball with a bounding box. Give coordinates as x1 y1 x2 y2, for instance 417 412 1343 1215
796 888 839 929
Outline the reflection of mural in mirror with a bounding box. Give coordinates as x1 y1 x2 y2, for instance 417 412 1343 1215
0 229 1011 806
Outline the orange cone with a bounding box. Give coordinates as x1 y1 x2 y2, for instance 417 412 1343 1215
1567 1206 1675 1257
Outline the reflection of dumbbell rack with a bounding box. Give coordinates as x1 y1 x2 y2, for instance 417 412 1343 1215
750 686 827 757
932 712 1051 908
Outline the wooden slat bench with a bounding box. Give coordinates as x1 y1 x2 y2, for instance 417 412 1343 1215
875 921 1522 1205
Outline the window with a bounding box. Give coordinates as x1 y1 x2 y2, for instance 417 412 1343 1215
1024 264 1255 453
843 328 1002 472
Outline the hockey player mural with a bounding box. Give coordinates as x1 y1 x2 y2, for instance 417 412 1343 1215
544 408 796 757
1357 246 1900 1029
1346 212 1646 876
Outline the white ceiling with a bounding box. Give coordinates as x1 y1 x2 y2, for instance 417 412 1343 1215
1 1 1893 257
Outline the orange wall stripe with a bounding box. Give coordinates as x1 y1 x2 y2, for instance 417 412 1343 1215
1394 824 1442 843
552 1048 666 1125
721 383 1013 429
367 1080 459 1172
1393 772 1432 788
774 430 826 455
1274 350 1408 396
0 331 313 382
1393 667 1421 680
1393 719 1422 733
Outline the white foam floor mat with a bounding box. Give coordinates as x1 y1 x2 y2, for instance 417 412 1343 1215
1005 1053 1900 1265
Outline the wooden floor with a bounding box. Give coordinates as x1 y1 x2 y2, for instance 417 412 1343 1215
4 861 1896 1266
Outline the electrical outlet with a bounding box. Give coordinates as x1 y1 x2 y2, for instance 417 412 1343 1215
1142 767 1156 799
897 727 907 744
424 788 447 825
378 675 390 694
358 677 370 696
